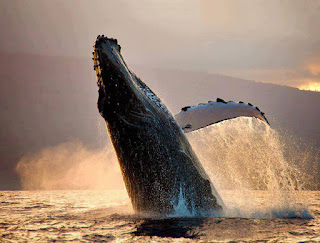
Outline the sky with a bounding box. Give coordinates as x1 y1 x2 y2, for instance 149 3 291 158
1 0 320 90
0 0 319 190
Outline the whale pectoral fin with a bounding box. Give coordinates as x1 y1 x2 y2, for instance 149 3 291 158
174 98 269 133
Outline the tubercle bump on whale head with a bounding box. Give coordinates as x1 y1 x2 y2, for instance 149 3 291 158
95 35 121 53
92 35 124 91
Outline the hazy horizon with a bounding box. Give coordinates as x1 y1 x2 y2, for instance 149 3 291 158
1 52 319 190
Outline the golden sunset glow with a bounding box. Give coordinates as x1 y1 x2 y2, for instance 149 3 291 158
307 63 320 76
298 82 320 92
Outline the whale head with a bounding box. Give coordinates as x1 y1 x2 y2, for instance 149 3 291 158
93 36 152 123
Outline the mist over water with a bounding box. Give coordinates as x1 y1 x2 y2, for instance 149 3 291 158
15 118 315 219
16 140 124 190
187 117 313 219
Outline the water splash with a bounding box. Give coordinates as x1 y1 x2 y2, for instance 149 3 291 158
187 117 313 219
15 117 315 219
16 140 125 190
171 185 194 217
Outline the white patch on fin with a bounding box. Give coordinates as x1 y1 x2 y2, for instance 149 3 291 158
175 100 269 133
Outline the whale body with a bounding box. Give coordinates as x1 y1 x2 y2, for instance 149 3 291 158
92 36 270 216
92 36 224 216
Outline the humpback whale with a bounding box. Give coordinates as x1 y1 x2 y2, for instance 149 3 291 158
92 36 269 216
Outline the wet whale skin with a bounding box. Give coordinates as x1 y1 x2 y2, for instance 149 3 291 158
93 36 223 215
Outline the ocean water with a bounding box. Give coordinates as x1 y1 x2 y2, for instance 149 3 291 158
6 119 319 241
0 190 319 242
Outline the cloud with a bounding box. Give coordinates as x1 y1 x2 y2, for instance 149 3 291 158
215 54 320 90
1 0 320 89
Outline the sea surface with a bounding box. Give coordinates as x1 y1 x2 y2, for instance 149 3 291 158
0 190 319 242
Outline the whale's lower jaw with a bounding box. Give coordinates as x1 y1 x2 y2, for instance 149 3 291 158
93 35 224 216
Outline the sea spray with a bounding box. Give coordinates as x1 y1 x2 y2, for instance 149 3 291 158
16 140 125 190
15 116 314 218
187 117 313 219
16 118 125 190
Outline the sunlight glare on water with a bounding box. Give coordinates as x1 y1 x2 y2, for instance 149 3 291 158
1 190 319 242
